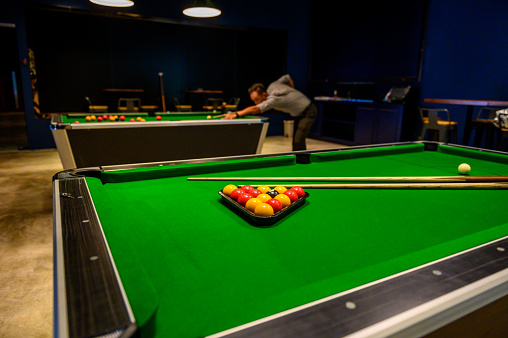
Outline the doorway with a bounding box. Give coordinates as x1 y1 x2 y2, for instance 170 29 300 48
0 24 28 150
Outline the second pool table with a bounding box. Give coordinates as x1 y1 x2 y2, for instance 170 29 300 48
53 142 508 337
50 112 269 169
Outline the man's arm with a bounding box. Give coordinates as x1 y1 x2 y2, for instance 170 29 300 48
286 77 295 88
223 105 261 119
276 74 294 88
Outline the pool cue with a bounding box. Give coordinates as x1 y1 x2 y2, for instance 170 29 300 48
240 183 508 189
188 176 508 183
159 72 166 112
212 114 225 119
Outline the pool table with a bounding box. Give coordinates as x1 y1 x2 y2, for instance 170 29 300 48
50 112 269 169
53 142 508 337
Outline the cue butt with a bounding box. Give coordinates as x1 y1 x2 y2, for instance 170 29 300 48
159 72 166 112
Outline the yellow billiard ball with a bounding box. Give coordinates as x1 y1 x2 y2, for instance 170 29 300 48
254 203 274 216
245 198 262 212
222 184 237 196
257 185 271 194
256 194 271 203
274 186 287 194
85 116 91 121
207 115 212 119
275 194 291 208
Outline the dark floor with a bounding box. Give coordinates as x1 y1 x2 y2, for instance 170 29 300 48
0 112 29 151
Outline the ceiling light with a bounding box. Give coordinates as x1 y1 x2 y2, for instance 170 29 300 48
89 0 134 8
183 0 221 18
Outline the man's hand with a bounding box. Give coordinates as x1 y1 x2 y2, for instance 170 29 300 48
223 112 237 119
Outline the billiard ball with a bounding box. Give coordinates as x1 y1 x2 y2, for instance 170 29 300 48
207 115 212 119
223 184 237 196
254 203 274 216
241 185 254 194
274 186 287 194
130 118 136 122
266 190 279 198
458 163 471 174
85 116 91 121
245 198 262 212
156 116 162 120
97 116 103 122
266 198 282 213
284 190 298 202
275 194 291 208
230 188 243 200
250 189 262 198
237 193 254 206
257 185 271 194
136 117 143 121
73 121 80 123
290 186 305 198
119 115 126 121
102 114 108 120
256 193 271 203
109 116 115 121
90 115 96 120
140 118 146 122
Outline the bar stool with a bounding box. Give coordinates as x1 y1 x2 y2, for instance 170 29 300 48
470 107 499 148
419 108 458 143
203 98 223 111
497 128 508 151
88 105 108 114
172 98 192 112
224 98 240 112
118 98 141 113
141 105 158 116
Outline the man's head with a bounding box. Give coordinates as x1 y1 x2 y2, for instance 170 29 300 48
248 83 267 105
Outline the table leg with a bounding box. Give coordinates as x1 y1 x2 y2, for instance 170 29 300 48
462 105 474 145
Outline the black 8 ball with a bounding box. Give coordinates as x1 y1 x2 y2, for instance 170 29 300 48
267 190 279 198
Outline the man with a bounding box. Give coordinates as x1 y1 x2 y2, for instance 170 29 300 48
224 74 317 151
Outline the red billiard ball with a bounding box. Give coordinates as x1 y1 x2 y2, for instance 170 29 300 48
284 190 299 202
97 116 103 122
156 116 162 120
266 198 282 213
119 115 125 121
241 185 254 194
290 186 305 198
102 114 108 120
230 188 243 200
250 189 262 198
237 193 254 206
130 118 136 122
73 121 80 123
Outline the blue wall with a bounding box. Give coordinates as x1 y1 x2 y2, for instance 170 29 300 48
420 0 508 144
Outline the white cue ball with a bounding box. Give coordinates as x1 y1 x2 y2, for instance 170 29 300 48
458 163 471 174
207 115 212 119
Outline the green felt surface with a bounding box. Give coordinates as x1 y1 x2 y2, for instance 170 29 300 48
86 144 508 337
61 112 253 124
